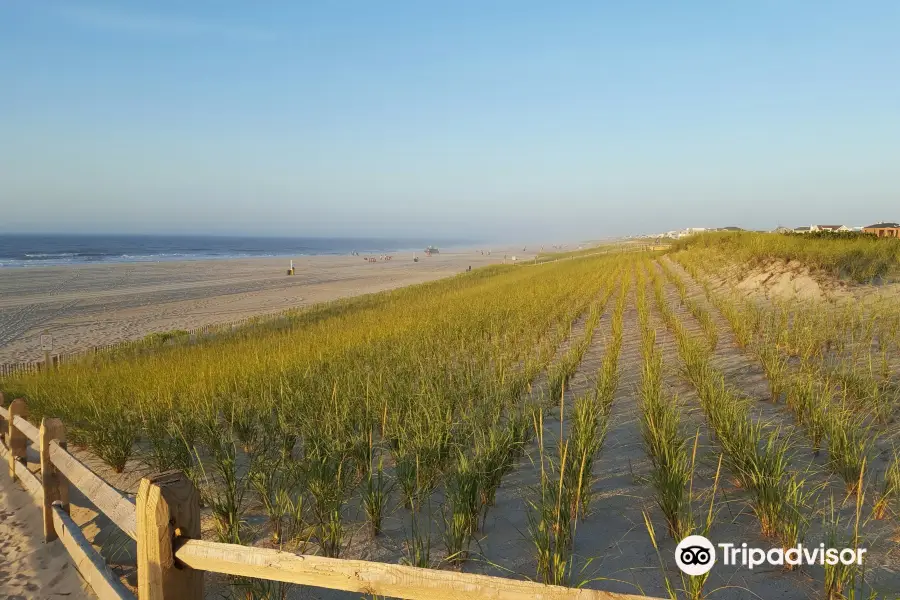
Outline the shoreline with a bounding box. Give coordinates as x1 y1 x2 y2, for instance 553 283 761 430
0 245 487 269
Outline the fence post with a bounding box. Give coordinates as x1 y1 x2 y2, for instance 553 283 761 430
40 418 68 542
8 398 27 480
137 471 203 600
0 391 5 445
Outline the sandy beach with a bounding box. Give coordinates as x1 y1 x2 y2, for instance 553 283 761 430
0 249 533 364
0 466 91 599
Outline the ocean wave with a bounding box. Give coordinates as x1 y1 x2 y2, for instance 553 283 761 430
23 252 79 258
0 235 472 268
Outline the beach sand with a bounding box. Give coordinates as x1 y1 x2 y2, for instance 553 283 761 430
0 249 533 364
0 464 91 599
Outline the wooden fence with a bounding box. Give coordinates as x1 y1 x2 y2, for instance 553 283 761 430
0 393 661 600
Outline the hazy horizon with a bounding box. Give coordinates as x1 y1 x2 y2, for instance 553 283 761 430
2 2 898 239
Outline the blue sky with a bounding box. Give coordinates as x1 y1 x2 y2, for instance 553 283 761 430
1 1 898 240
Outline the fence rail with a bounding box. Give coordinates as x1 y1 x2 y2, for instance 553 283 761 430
0 392 661 600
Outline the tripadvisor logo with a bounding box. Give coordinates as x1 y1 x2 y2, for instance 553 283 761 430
675 535 716 576
675 536 867 575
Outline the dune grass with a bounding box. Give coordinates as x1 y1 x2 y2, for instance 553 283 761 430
5 234 899 597
1 253 629 567
672 231 900 283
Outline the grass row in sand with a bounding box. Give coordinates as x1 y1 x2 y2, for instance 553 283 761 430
672 231 900 283
644 259 812 556
673 251 900 515
636 264 722 600
526 267 629 586
635 267 700 543
667 250 900 599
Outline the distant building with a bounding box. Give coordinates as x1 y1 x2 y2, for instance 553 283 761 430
816 225 850 232
794 226 813 233
863 222 900 238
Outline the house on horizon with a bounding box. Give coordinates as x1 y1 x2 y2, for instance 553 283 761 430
793 225 850 233
863 222 900 238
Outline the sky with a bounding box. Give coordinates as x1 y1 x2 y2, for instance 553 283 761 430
1 1 899 241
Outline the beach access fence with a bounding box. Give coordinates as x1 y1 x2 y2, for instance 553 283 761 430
0 393 661 600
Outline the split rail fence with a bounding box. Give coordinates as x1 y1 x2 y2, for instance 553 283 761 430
0 393 659 600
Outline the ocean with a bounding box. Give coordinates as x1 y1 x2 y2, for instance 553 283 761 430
0 234 471 268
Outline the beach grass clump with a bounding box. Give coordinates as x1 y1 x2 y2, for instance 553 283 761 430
567 391 609 516
744 430 794 534
302 432 360 557
250 441 305 545
755 342 789 403
717 293 758 349
644 455 722 600
473 410 532 519
823 478 867 600
192 412 257 545
595 273 628 411
873 452 900 520
139 395 198 474
639 379 694 540
442 452 481 564
70 395 140 473
527 420 576 587
826 411 873 496
402 505 433 568
831 367 896 425
362 454 391 537
785 372 830 455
